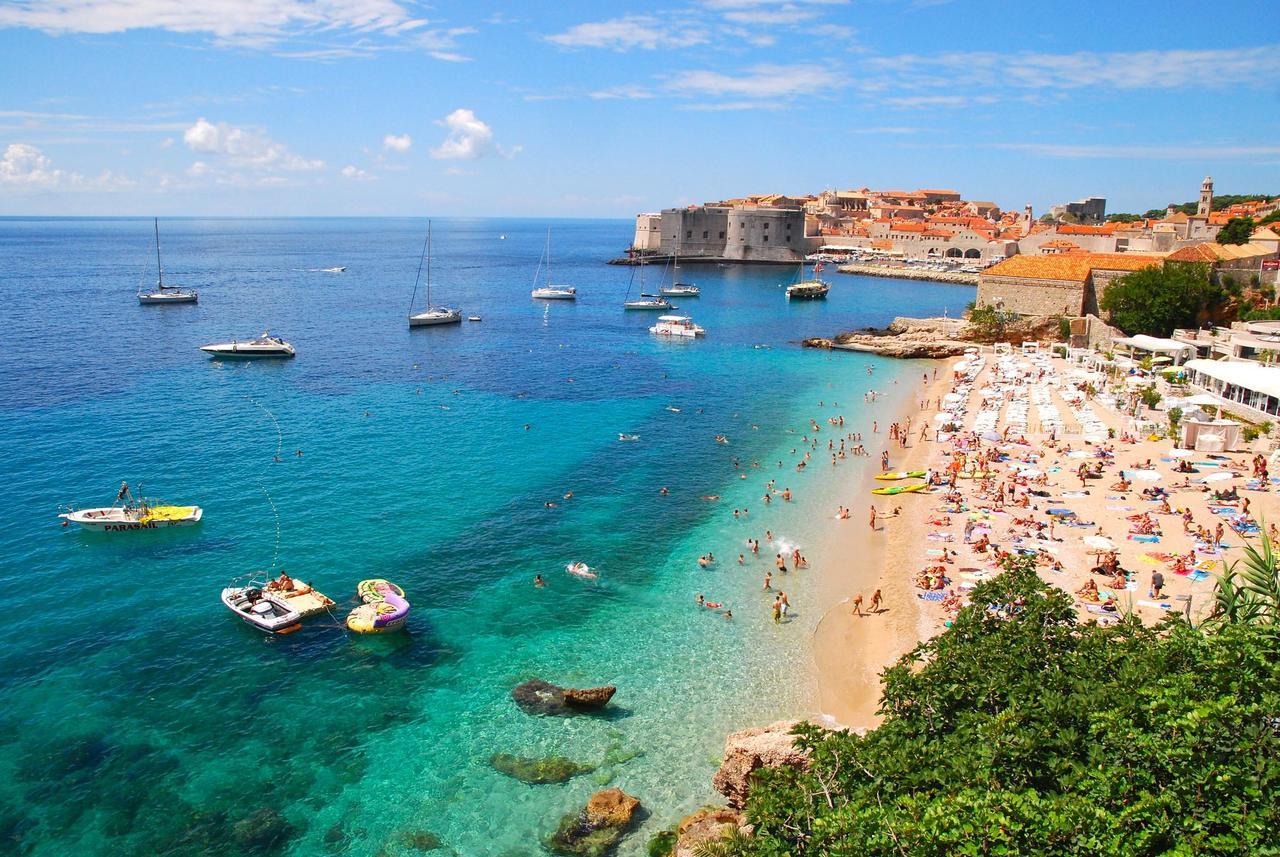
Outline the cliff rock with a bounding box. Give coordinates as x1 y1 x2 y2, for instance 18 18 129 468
673 808 744 857
712 721 812 809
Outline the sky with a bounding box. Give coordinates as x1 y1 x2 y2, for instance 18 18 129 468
1 0 1278 217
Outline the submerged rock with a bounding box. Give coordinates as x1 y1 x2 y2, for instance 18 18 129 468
712 721 813 809
490 753 594 784
231 807 296 853
511 679 616 716
396 829 443 851
545 788 641 856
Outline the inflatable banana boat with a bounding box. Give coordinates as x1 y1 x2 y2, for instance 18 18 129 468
346 579 410 634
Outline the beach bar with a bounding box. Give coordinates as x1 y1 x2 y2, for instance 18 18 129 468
1184 358 1280 420
1114 335 1195 366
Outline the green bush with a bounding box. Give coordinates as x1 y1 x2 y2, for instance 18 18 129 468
725 555 1280 857
1139 385 1162 410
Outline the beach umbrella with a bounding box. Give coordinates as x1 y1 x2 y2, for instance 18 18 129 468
1185 393 1221 406
934 412 956 423
1084 536 1117 550
981 431 1003 442
1200 471 1234 483
1017 468 1042 477
1128 470 1162 481
943 393 963 403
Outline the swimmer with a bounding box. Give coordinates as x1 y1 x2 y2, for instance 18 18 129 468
660 487 669 495
724 610 732 620
563 491 573 500
534 574 545 588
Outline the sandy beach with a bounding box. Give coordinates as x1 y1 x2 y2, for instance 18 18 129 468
812 349 1279 731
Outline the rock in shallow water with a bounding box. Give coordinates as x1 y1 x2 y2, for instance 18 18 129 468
545 788 641 856
511 679 616 716
490 753 595 784
712 720 813 809
231 807 296 853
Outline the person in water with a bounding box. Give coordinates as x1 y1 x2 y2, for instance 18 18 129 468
534 574 545 588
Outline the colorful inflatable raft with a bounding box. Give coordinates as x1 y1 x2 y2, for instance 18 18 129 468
346 579 410 634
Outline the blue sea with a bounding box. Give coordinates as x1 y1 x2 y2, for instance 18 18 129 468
0 218 973 856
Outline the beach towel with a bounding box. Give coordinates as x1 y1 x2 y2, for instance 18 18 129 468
917 590 946 601
1046 508 1074 516
926 533 954 542
1138 600 1173 611
1105 506 1133 511
1129 534 1160 543
925 549 946 557
1190 570 1210 582
1062 491 1088 498
1194 560 1217 571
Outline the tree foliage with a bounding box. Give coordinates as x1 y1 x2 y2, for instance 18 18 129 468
1106 213 1143 223
1100 261 1220 336
1216 217 1257 245
724 556 1280 857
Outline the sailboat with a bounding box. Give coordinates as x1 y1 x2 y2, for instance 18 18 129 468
660 242 699 297
138 218 198 304
408 221 462 327
784 261 830 301
623 257 674 311
531 227 576 300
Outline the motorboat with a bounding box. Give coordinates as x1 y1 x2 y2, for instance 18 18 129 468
138 218 198 304
221 584 302 635
625 297 674 310
407 221 462 328
200 332 295 358
530 227 577 300
468 316 482 322
650 315 705 337
660 284 700 297
59 482 202 532
618 433 640 442
321 266 346 273
786 280 830 300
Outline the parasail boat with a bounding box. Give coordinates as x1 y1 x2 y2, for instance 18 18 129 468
530 227 577 300
138 218 198 304
649 315 705 338
200 332 295 358
408 221 463 327
221 584 303 635
59 482 202 531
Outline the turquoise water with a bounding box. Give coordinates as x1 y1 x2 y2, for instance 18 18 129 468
0 218 972 855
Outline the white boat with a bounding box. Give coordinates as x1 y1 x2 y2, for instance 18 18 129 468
785 262 831 300
650 315 705 337
659 243 699 296
200 332 295 358
321 266 346 273
468 316 482 322
407 221 462 328
221 584 302 635
59 482 202 531
623 258 674 310
138 218 198 304
618 433 640 442
531 227 577 301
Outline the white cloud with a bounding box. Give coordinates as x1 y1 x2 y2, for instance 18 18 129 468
0 0 427 48
668 63 844 99
997 142 1280 160
546 15 706 51
383 133 411 152
0 142 132 191
341 164 374 179
182 117 323 171
882 94 996 109
429 109 518 160
0 142 66 186
589 85 655 100
722 5 820 25
416 26 475 61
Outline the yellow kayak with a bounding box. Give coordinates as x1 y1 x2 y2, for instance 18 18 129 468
875 470 926 481
955 471 992 479
872 483 927 496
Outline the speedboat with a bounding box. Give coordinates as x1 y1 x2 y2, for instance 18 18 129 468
785 280 830 301
221 585 302 635
321 266 346 273
659 284 700 297
200 332 295 358
468 316 482 322
409 307 463 327
59 482 202 531
624 297 674 311
618 433 640 442
531 286 577 301
650 315 705 337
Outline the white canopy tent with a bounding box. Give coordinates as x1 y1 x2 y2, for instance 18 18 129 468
1185 358 1280 419
1114 335 1195 365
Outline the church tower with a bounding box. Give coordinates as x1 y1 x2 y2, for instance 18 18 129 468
1023 203 1033 236
1197 175 1213 218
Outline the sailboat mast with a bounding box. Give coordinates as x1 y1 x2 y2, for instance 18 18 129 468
408 221 430 314
154 217 163 288
426 220 432 308
545 227 552 287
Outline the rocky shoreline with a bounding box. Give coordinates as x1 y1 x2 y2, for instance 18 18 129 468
803 316 975 358
835 263 979 285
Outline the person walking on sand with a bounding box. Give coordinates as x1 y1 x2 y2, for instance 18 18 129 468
1150 570 1165 600
869 506 877 530
852 593 863 616
870 589 882 613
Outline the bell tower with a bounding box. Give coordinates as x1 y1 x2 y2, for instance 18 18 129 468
1197 175 1213 218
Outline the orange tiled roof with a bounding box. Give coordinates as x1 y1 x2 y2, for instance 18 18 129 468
1057 223 1120 235
871 239 894 250
921 229 955 238
1042 239 1081 249
982 253 1162 283
889 221 927 232
1166 243 1221 262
